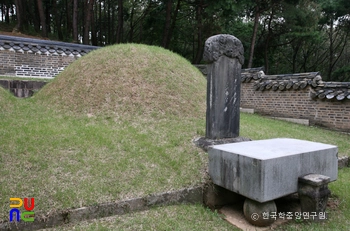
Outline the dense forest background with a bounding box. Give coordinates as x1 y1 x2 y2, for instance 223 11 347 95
0 0 349 81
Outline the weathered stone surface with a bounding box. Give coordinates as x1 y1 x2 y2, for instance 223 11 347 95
0 79 47 98
338 156 350 169
203 34 244 64
298 174 331 221
203 34 244 139
243 198 277 227
193 136 251 152
203 184 245 209
208 138 338 203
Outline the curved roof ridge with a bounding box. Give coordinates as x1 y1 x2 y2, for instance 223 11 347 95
241 68 350 101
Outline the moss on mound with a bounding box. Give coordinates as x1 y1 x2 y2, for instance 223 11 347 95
36 44 206 119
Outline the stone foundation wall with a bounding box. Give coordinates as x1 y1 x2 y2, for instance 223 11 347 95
0 79 47 97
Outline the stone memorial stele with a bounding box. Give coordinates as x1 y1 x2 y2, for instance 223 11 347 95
203 34 244 139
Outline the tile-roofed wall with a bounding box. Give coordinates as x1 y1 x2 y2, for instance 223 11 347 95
195 66 350 132
242 70 350 101
240 68 350 132
0 35 99 78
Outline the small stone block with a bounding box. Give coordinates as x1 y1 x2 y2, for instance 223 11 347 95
298 174 330 187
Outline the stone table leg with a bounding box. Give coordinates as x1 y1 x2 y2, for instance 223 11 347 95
243 198 277 227
298 174 331 222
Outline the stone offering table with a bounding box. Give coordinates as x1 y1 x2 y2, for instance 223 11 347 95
208 138 338 226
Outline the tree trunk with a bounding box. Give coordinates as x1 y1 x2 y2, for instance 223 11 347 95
116 0 123 43
107 0 111 44
193 0 204 64
32 0 40 33
91 5 97 45
327 17 334 80
166 0 181 49
66 0 73 39
72 0 78 43
13 0 24 32
99 1 102 45
264 9 274 74
45 1 51 34
5 3 10 23
128 4 134 42
83 0 95 45
248 5 260 68
52 0 63 40
162 0 172 48
111 1 115 44
37 0 47 37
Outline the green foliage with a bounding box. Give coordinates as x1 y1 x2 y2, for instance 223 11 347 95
1 0 350 80
332 65 350 82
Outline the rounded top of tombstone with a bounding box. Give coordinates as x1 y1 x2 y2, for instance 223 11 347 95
203 34 244 65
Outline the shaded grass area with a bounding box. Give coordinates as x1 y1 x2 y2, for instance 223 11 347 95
40 204 237 231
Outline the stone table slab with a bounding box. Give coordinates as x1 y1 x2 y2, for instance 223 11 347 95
208 138 338 203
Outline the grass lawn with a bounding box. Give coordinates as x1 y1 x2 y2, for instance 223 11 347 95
38 169 350 231
1 90 349 229
0 92 208 219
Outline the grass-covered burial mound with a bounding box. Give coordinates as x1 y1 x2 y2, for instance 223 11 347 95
1 44 208 215
36 44 206 118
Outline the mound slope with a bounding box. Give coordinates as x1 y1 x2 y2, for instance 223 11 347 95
0 87 15 113
36 44 206 118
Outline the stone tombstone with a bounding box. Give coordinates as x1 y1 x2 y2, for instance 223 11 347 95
203 34 244 139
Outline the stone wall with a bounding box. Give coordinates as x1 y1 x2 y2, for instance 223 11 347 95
0 79 47 97
196 65 350 132
0 35 98 78
240 68 350 132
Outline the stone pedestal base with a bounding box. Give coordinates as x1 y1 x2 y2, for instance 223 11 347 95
193 136 251 152
243 198 277 227
203 184 245 209
298 174 331 222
